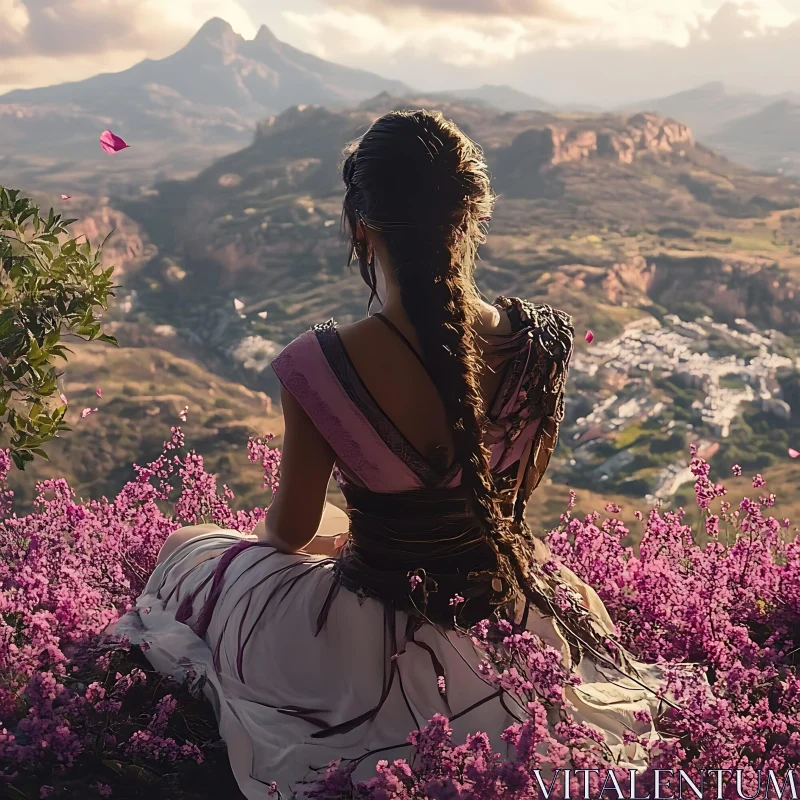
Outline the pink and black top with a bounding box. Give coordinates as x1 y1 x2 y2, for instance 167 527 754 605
270 296 574 627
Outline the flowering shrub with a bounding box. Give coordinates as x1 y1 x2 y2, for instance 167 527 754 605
0 427 277 798
1 428 799 799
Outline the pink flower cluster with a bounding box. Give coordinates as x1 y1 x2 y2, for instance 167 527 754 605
311 461 800 798
1 428 799 798
0 428 279 797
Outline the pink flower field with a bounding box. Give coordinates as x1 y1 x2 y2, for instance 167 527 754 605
2 428 800 799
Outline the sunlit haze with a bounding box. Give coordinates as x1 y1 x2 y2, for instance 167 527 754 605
3 0 800 102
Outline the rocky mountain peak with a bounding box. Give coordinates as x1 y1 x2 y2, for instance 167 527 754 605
187 17 241 45
252 24 280 46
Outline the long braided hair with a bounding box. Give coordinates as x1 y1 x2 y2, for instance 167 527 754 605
341 110 528 613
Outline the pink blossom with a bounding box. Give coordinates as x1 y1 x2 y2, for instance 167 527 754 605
449 594 465 607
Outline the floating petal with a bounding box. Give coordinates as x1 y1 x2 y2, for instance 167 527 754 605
585 330 594 344
790 448 800 459
60 194 71 200
100 129 129 154
95 387 102 398
233 298 245 312
80 407 98 418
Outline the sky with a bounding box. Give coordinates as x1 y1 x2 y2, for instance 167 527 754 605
2 0 800 103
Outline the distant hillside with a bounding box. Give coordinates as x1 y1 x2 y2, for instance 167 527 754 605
624 82 774 138
624 82 800 176
429 84 555 112
708 99 800 175
5 337 282 513
117 94 800 369
9 91 800 522
0 17 409 191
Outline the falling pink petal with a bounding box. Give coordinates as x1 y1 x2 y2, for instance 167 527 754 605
95 387 102 398
59 393 68 405
100 129 129 154
80 407 98 418
585 330 594 344
60 194 71 200
790 448 800 459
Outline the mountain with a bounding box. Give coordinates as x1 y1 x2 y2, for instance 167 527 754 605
621 81 800 176
429 84 555 112
708 99 800 175
0 18 409 191
623 82 776 139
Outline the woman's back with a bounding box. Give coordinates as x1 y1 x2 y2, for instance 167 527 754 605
335 300 513 475
270 296 573 500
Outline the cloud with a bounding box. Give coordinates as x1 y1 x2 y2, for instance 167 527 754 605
0 0 29 37
689 0 795 40
0 0 255 93
284 8 540 66
327 0 575 20
279 0 800 104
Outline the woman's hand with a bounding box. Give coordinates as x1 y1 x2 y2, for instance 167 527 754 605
253 503 349 557
301 532 348 558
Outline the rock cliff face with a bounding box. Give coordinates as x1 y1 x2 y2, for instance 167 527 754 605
508 113 694 169
71 203 156 277
602 257 657 302
598 113 694 164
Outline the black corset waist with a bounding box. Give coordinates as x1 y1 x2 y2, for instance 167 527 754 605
335 483 500 627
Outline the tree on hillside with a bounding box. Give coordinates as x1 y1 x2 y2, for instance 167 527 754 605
0 187 117 469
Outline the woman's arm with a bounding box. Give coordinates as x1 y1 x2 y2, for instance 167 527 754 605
257 385 337 553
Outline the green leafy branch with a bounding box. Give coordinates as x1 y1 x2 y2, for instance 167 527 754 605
0 187 118 469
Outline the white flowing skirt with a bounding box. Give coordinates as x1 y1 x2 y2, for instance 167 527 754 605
114 527 670 799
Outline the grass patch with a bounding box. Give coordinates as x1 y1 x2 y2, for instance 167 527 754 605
720 373 748 390
615 423 647 449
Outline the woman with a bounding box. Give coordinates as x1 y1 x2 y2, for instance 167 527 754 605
119 110 671 798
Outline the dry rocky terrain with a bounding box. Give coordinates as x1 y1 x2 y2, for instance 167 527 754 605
5 93 800 530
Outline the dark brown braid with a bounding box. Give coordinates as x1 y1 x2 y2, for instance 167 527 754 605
341 110 527 612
